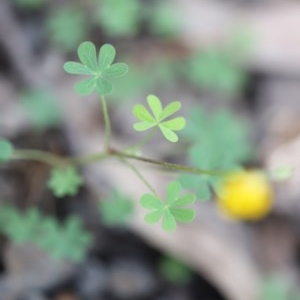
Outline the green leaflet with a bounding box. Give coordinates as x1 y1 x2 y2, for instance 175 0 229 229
133 95 186 142
140 181 196 232
64 42 128 95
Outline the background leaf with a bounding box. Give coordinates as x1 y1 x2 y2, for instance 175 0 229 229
0 139 14 163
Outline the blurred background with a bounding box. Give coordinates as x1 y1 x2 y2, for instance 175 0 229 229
1 0 300 299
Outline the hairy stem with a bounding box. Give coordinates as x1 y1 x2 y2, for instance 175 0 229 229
12 148 225 177
119 158 158 196
110 148 225 176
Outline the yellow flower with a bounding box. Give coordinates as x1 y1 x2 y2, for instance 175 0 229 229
217 170 273 220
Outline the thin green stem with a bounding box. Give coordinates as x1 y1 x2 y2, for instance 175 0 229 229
119 158 158 196
125 127 157 152
110 149 225 176
12 150 66 167
69 151 108 165
12 147 225 177
101 95 111 150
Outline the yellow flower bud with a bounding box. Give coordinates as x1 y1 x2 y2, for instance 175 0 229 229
217 170 273 220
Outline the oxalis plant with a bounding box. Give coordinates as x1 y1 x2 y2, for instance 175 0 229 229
0 42 227 260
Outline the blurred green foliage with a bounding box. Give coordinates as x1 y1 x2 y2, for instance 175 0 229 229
46 6 88 52
261 276 300 300
148 1 181 37
0 205 92 261
98 191 134 226
185 48 246 94
48 166 84 198
179 108 252 200
0 138 14 163
20 89 61 129
96 0 140 37
159 256 192 284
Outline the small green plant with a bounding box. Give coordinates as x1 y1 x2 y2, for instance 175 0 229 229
0 40 277 261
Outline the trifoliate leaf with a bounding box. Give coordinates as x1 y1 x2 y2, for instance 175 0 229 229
64 42 128 96
0 139 14 163
140 181 196 232
48 166 83 197
133 95 186 142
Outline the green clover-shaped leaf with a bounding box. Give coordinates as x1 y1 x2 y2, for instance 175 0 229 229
140 181 195 231
64 42 128 96
0 139 14 163
133 94 186 142
48 166 83 197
